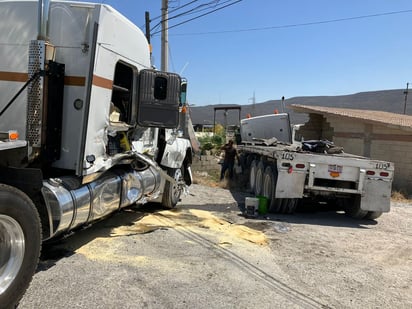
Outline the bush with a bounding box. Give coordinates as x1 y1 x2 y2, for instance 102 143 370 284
211 135 223 148
202 142 214 151
198 134 225 154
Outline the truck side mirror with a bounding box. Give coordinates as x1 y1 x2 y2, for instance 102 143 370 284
137 69 181 128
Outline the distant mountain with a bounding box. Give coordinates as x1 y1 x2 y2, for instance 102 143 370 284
189 89 410 126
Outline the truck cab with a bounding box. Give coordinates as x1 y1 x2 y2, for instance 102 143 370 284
0 1 193 307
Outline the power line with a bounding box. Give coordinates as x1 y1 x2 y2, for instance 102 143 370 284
169 8 412 36
167 0 234 21
150 0 200 22
152 0 242 35
151 0 237 33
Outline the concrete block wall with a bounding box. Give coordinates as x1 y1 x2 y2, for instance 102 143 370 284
296 114 334 142
330 118 366 156
326 118 412 194
296 114 323 140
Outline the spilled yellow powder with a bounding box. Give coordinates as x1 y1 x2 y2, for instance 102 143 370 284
76 208 267 264
189 209 268 246
75 237 148 266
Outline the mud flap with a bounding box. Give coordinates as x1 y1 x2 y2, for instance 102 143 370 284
360 179 391 212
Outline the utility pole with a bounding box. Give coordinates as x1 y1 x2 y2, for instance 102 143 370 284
145 11 150 45
403 82 409 115
145 11 153 63
161 0 168 71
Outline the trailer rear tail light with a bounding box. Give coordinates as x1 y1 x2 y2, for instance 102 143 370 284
366 170 375 176
8 130 19 141
295 163 305 169
330 172 340 178
380 171 389 177
288 166 293 174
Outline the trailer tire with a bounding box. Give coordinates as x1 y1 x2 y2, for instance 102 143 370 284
344 196 368 219
245 154 254 170
249 160 258 194
271 199 283 213
364 211 382 220
284 199 298 214
255 161 265 196
0 184 41 309
162 168 184 209
262 166 276 205
279 199 289 213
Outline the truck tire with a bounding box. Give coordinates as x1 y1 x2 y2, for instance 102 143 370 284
262 166 275 204
344 196 368 219
0 184 41 309
262 166 298 214
254 161 265 196
249 160 258 194
364 211 382 220
162 168 184 209
263 166 278 211
282 199 298 214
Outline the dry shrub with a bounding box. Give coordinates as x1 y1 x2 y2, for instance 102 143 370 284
391 190 410 202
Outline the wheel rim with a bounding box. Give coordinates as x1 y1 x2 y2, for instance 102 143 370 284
0 214 25 294
172 169 183 200
249 161 257 191
262 172 272 199
255 167 264 195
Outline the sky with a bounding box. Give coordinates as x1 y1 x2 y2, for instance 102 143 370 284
86 0 411 106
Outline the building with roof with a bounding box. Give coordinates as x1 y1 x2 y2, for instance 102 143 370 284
290 104 412 195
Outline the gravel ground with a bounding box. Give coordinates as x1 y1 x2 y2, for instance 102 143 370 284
18 184 412 309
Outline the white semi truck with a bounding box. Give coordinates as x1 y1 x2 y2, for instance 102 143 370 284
0 1 193 307
237 113 394 218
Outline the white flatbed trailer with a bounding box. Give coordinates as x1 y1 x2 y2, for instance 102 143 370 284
237 114 394 218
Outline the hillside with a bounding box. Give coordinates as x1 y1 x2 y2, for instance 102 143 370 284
189 89 410 126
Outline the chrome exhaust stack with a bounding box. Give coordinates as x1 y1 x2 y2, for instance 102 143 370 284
37 0 50 41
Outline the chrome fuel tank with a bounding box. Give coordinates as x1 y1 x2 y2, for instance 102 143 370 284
41 166 161 239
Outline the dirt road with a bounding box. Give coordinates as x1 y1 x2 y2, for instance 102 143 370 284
18 184 411 308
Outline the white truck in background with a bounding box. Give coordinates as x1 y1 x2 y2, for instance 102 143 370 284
237 113 394 219
0 1 193 307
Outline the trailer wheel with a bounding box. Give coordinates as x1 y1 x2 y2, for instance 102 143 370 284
0 184 41 309
364 211 382 220
254 161 265 196
162 168 184 209
283 199 298 214
262 166 275 203
245 154 254 170
249 160 258 194
263 166 278 211
271 199 283 213
344 196 368 219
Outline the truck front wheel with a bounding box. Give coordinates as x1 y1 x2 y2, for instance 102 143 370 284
0 184 41 309
162 168 184 209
